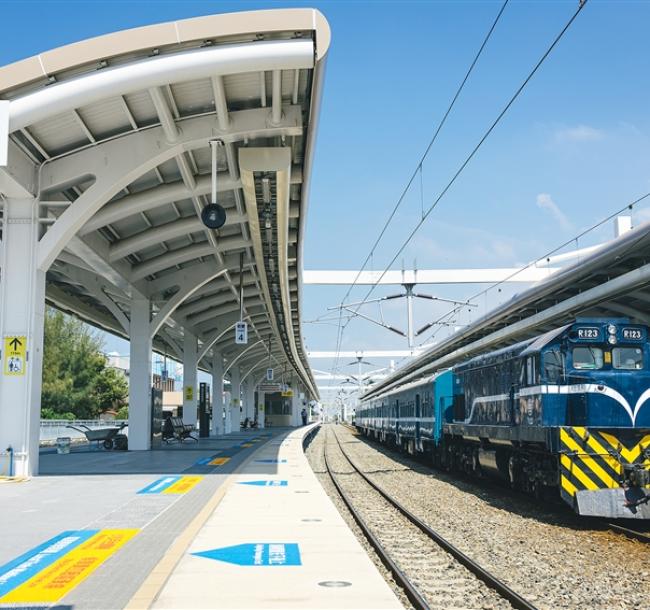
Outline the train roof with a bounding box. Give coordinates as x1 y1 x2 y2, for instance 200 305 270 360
364 370 448 403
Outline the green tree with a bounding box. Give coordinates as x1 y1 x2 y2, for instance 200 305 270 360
42 309 128 419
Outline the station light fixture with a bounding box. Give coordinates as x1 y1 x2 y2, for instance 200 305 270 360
201 139 227 230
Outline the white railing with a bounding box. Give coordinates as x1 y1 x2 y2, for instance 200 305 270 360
40 419 128 442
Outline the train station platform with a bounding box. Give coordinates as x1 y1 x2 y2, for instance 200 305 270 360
0 425 401 609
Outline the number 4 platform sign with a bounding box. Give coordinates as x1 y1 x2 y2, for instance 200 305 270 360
4 336 26 376
235 321 248 345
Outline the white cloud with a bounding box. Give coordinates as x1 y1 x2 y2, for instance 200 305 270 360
536 193 572 231
554 124 604 143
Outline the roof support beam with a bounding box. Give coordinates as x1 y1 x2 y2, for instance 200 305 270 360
224 340 265 375
197 312 243 363
9 39 315 132
150 265 228 339
37 107 302 272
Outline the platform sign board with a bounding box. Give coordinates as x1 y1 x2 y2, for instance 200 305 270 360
4 336 26 376
193 543 301 566
0 101 8 167
281 389 293 398
266 368 274 381
259 383 281 393
235 321 248 344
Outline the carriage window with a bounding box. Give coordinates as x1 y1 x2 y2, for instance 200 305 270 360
612 347 644 370
543 350 565 382
572 347 603 370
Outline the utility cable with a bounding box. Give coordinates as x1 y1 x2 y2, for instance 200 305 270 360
343 0 589 331
327 0 510 380
339 0 510 308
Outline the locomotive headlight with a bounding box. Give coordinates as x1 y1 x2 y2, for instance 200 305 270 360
607 324 617 335
608 334 618 345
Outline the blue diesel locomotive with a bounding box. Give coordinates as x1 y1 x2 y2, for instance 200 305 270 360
356 319 650 519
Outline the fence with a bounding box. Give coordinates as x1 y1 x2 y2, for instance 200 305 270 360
40 419 128 443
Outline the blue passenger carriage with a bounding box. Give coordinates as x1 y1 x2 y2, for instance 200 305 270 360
356 318 650 519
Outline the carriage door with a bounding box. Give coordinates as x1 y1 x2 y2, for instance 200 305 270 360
415 393 422 450
395 399 399 438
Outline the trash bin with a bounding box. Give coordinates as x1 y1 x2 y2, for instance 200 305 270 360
56 437 71 454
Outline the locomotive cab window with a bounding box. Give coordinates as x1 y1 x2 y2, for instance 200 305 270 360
543 349 565 382
572 346 603 370
612 347 644 370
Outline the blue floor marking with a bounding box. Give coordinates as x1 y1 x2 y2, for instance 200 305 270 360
137 476 181 494
0 530 97 596
193 543 301 566
238 480 288 487
254 459 287 464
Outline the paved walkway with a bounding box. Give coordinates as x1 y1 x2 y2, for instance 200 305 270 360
0 425 401 609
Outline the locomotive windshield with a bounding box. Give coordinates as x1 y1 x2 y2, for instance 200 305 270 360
572 346 603 370
612 347 643 369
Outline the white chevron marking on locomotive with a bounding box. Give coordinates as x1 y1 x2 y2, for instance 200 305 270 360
520 384 646 425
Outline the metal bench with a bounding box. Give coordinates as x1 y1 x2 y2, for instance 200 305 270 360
166 416 197 443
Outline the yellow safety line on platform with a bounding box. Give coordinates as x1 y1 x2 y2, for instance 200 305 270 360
1 529 138 604
208 457 230 466
124 432 281 610
162 475 203 494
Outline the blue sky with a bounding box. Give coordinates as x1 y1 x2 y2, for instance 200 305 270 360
2 1 650 387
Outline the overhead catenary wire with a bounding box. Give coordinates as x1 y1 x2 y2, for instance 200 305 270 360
415 189 650 348
342 0 589 335
328 0 510 380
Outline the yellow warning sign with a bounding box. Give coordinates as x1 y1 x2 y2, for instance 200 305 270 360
1 529 138 603
209 457 230 466
163 475 202 494
4 335 26 376
184 385 194 401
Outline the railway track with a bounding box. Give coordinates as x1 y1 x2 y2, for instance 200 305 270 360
323 426 539 610
606 521 650 544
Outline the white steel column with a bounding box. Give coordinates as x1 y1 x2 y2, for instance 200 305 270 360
0 197 46 476
129 296 152 450
257 389 266 428
211 351 224 436
229 366 241 432
182 332 198 427
244 381 255 423
291 381 302 427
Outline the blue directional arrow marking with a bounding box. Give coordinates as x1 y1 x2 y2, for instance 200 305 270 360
254 459 287 464
238 480 288 487
193 543 301 566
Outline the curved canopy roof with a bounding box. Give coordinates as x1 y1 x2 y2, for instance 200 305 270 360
0 8 330 397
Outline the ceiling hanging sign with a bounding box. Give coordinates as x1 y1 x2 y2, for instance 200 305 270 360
266 368 274 381
0 101 8 167
235 321 248 345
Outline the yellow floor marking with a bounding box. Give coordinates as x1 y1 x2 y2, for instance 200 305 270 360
163 475 203 494
241 443 253 447
1 529 138 604
209 457 230 466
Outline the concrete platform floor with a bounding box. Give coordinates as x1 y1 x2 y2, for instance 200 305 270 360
0 425 402 609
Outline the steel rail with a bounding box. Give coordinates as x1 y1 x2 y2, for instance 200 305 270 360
322 429 430 610
329 426 539 610
607 522 650 544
